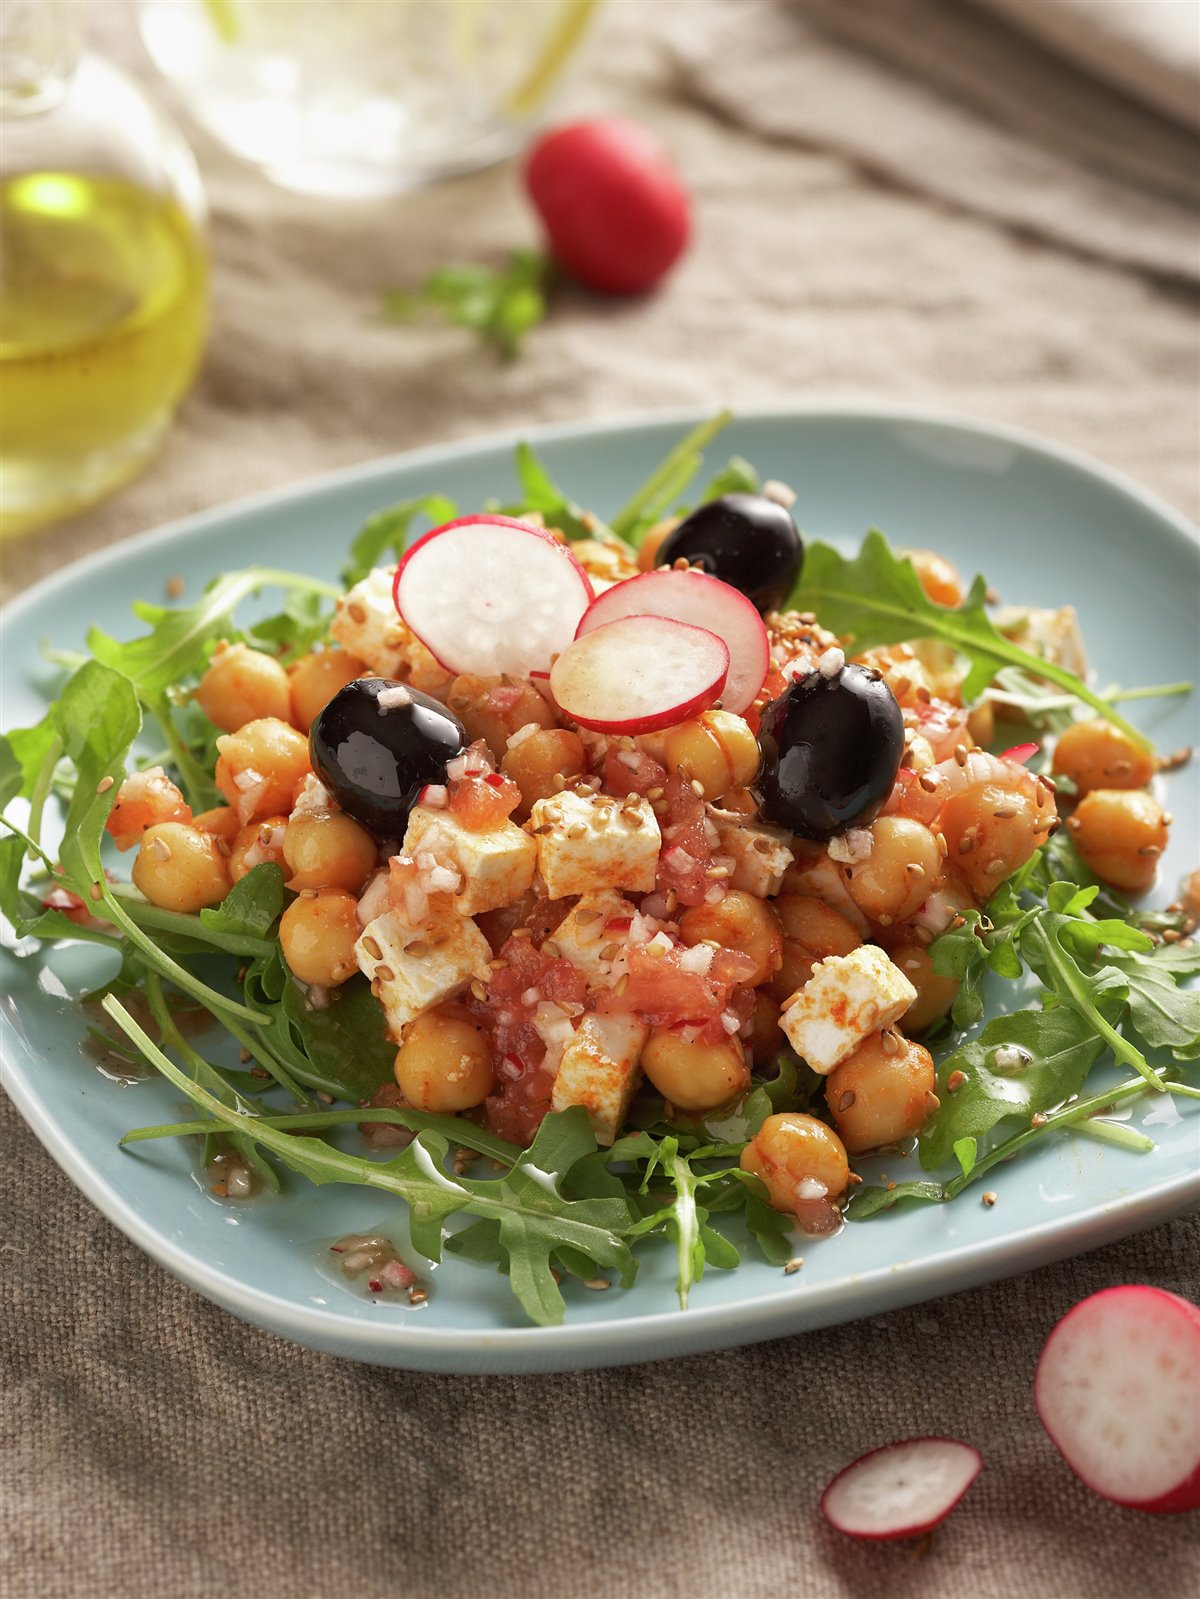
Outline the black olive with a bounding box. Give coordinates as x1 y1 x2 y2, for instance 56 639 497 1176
755 662 904 841
655 492 803 612
309 678 466 837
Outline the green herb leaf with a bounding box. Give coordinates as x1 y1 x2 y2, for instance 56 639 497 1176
789 532 1151 748
495 442 615 543
846 1179 946 1220
1108 949 1200 1060
199 863 285 940
699 455 760 501
610 412 733 546
52 663 142 885
952 1136 977 1177
383 249 550 362
340 495 458 589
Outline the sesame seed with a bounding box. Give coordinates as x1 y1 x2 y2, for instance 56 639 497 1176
96 775 115 795
542 940 561 959
584 1277 611 1291
575 909 602 925
1030 1112 1048 1127
647 787 665 800
690 779 706 798
88 880 104 902
984 858 1006 875
924 1091 941 1113
1137 845 1163 857
151 836 172 862
166 575 185 599
409 1287 428 1305
374 964 395 982
783 1257 804 1275
946 1069 967 1093
362 936 382 960
347 602 367 624
599 943 621 962
954 744 968 766
406 941 429 959
880 1030 899 1055
981 1191 997 1208
993 804 1018 819
838 1089 856 1111
918 772 940 793
470 981 487 1002
239 1048 251 1063
906 862 925 878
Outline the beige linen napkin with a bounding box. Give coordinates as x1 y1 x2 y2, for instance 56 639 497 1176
669 0 1200 280
975 0 1200 131
2 6 1199 1599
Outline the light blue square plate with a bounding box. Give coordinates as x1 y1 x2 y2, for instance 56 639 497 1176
2 407 1197 1373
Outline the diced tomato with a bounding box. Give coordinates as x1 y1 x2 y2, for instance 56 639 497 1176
447 771 521 830
597 941 757 1027
602 747 667 799
104 767 191 851
478 934 588 1144
654 772 715 908
484 1057 556 1147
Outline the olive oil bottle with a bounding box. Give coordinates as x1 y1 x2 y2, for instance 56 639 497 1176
0 10 209 536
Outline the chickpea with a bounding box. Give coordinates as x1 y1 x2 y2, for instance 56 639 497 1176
132 822 231 913
288 647 365 733
1069 788 1169 894
662 710 759 799
195 642 291 732
890 941 959 1034
824 1031 936 1154
192 805 241 844
637 516 678 571
214 717 311 823
740 1112 850 1213
228 814 289 883
768 940 819 1005
278 889 360 987
774 894 861 956
393 1002 494 1112
1053 720 1155 797
940 781 1051 899
1183 869 1200 920
966 699 995 749
843 816 942 926
447 673 557 761
571 539 639 584
678 889 782 987
904 548 964 609
748 990 784 1066
641 1029 750 1114
501 727 587 815
283 810 377 892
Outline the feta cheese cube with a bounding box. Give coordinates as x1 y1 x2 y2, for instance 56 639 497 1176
331 568 451 695
530 790 660 900
404 805 535 917
551 1012 648 1146
548 891 637 990
780 945 916 1074
355 910 491 1041
709 810 793 898
783 843 870 934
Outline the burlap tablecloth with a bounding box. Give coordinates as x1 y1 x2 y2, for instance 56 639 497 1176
3 5 1198 1595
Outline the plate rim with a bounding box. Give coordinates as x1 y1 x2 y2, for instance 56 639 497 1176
3 402 1197 1369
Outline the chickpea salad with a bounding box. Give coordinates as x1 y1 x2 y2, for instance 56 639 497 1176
3 415 1197 1327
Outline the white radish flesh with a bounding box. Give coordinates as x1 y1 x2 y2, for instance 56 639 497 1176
820 1437 982 1540
550 615 729 734
393 515 594 678
1035 1286 1200 1514
576 567 769 714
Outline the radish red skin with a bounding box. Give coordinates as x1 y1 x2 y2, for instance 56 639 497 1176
819 1437 983 1541
1035 1286 1200 1515
524 118 690 296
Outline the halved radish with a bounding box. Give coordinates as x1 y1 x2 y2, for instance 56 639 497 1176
820 1438 982 1540
550 614 729 734
1035 1286 1200 1514
575 567 769 715
394 515 594 678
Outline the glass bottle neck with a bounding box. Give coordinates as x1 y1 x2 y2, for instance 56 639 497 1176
0 0 83 116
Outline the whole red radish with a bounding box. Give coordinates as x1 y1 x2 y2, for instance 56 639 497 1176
1035 1285 1200 1514
524 117 690 295
820 1438 982 1540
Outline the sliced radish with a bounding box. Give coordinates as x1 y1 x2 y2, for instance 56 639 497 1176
1000 741 1039 765
575 567 768 715
394 515 594 678
820 1438 982 1541
550 614 729 734
1035 1286 1200 1514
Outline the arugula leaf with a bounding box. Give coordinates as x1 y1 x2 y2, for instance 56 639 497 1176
87 567 339 698
919 1006 1105 1170
52 663 142 886
610 412 733 546
789 532 1150 748
495 443 615 543
382 249 550 361
1109 949 1200 1060
699 455 760 501
199 863 285 940
277 975 397 1102
340 495 458 589
929 911 991 1029
108 995 636 1326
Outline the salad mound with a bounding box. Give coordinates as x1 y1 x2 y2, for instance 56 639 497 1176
2 415 1197 1328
